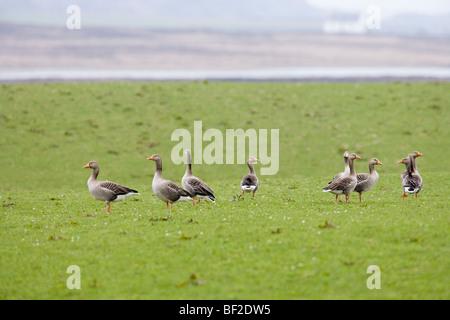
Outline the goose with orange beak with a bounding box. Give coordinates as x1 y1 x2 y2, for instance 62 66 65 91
147 154 192 210
323 153 360 204
328 151 350 201
354 158 383 203
329 151 350 183
83 161 139 214
398 151 423 200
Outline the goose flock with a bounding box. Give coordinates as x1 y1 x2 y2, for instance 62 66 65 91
322 150 422 204
83 150 423 213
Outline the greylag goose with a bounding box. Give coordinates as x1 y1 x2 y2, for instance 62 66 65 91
399 157 409 182
241 157 259 199
354 158 383 203
329 151 350 183
398 152 423 200
182 150 215 205
328 151 350 201
323 153 360 204
147 154 192 210
399 152 422 180
83 161 139 214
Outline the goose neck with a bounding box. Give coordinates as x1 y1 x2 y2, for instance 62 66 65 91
344 157 350 174
90 166 99 181
407 155 417 173
349 158 356 176
185 151 192 176
154 159 163 177
247 161 255 175
369 163 376 174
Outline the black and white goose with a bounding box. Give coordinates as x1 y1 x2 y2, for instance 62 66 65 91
323 153 360 204
240 157 259 199
398 151 423 200
147 154 192 210
84 161 139 214
181 150 215 205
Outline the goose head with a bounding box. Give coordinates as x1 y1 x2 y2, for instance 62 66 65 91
370 158 383 166
410 151 423 158
147 154 161 162
83 161 99 170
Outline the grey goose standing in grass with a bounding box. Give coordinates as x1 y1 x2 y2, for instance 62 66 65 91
329 151 350 183
182 150 215 205
241 157 259 199
406 151 423 199
147 154 192 210
399 157 409 182
354 158 383 203
83 161 139 214
323 153 360 204
328 151 350 201
399 152 422 182
398 151 423 201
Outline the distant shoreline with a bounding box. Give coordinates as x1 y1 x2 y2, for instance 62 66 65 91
2 78 449 84
1 68 449 84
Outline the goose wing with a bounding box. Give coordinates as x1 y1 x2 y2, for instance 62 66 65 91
184 176 215 198
160 181 192 202
99 181 138 196
324 176 355 192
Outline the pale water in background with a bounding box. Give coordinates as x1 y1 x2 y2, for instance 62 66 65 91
1 67 450 83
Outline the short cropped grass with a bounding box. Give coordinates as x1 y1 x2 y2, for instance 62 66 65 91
0 82 449 299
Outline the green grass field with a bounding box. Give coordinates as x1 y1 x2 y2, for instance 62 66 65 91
0 82 449 299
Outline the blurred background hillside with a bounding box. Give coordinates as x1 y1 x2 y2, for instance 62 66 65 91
0 0 449 80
